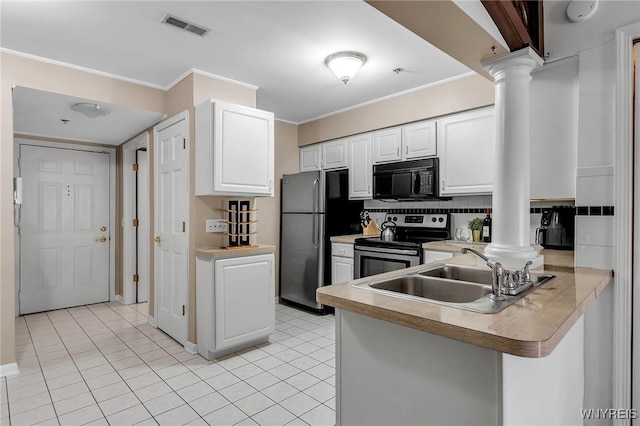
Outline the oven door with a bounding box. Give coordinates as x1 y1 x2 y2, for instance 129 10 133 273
354 245 421 279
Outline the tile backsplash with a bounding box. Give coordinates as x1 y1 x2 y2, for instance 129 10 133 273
364 196 578 245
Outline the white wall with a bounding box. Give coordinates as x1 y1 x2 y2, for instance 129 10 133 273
542 1 640 418
530 58 578 200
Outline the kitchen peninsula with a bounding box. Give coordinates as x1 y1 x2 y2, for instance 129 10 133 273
317 248 612 425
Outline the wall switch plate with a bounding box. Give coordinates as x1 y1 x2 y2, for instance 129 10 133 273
205 219 227 233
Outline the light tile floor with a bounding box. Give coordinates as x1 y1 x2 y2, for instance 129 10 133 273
1 302 336 426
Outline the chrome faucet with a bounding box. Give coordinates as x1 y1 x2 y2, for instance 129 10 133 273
461 248 506 301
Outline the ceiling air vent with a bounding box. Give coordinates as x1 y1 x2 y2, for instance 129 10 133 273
161 13 210 37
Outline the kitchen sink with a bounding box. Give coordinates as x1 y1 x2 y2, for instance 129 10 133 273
419 264 494 285
369 276 491 303
355 264 555 314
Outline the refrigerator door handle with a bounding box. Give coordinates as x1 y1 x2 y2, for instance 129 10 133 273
312 178 319 248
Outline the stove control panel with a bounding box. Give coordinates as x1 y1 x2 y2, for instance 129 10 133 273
385 213 449 229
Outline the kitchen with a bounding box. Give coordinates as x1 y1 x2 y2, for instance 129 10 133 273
1 1 639 425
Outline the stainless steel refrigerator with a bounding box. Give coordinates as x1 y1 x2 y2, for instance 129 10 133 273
279 169 363 312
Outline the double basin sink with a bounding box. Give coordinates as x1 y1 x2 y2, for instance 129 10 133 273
354 264 555 314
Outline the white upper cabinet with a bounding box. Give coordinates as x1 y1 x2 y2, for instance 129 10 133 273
321 139 348 170
402 120 437 159
195 99 274 197
373 121 437 164
348 133 373 199
300 145 322 172
300 139 348 172
437 106 495 196
373 128 402 163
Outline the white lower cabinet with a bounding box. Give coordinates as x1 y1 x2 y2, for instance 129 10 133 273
196 254 275 359
332 243 354 284
423 250 455 264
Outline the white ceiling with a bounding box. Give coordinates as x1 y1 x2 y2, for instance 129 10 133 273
12 87 166 145
1 1 483 143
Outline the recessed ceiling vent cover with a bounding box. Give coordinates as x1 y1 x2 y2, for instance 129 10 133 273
161 13 210 37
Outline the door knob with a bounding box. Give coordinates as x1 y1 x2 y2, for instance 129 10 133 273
154 236 161 244
95 236 107 243
100 226 107 232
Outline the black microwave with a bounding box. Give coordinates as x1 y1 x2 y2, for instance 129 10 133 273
373 158 440 200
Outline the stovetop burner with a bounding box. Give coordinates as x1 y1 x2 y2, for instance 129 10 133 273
355 213 451 249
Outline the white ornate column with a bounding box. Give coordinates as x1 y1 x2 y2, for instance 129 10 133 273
482 47 544 268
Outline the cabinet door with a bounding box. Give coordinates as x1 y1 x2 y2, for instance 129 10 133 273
348 133 373 199
196 99 274 196
402 120 437 159
214 254 275 351
373 128 402 164
332 256 354 284
422 250 454 265
213 102 274 196
300 145 321 172
437 107 495 196
322 139 348 170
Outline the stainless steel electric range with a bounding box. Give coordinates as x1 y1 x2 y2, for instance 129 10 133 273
354 213 451 279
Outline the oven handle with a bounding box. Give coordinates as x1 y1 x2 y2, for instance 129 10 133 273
354 245 419 256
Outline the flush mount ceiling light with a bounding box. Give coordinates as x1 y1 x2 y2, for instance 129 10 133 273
324 51 367 84
70 103 110 118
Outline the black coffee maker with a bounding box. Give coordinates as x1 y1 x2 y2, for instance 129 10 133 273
536 206 575 250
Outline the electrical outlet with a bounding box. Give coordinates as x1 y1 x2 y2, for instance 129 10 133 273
205 219 227 233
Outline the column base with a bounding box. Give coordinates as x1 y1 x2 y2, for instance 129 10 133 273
482 243 544 269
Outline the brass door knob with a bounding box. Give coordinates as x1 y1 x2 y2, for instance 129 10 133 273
96 236 107 243
100 226 107 232
154 236 161 244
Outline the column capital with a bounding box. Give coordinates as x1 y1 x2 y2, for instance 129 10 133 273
481 47 544 79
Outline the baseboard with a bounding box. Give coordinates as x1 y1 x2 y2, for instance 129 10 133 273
0 362 19 378
115 295 124 304
147 315 157 327
184 341 198 355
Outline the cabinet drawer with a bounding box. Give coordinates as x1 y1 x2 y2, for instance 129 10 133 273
332 243 354 258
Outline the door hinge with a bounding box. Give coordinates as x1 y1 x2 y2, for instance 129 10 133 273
182 305 185 316
17 291 21 302
133 163 139 172
133 274 139 283
182 221 186 232
133 219 139 227
182 138 186 149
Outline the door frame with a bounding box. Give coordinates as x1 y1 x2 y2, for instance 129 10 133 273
122 132 149 305
613 22 639 417
14 137 117 313
151 110 190 342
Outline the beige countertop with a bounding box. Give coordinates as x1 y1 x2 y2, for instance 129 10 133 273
422 240 488 252
195 245 276 259
330 234 369 244
317 249 612 358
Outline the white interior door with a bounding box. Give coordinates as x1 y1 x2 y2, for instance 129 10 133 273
19 145 110 314
136 149 149 303
154 115 188 345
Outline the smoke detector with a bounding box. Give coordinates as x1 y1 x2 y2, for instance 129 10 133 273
161 13 210 37
567 0 598 23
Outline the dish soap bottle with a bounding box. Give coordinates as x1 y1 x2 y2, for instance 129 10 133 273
482 209 492 243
